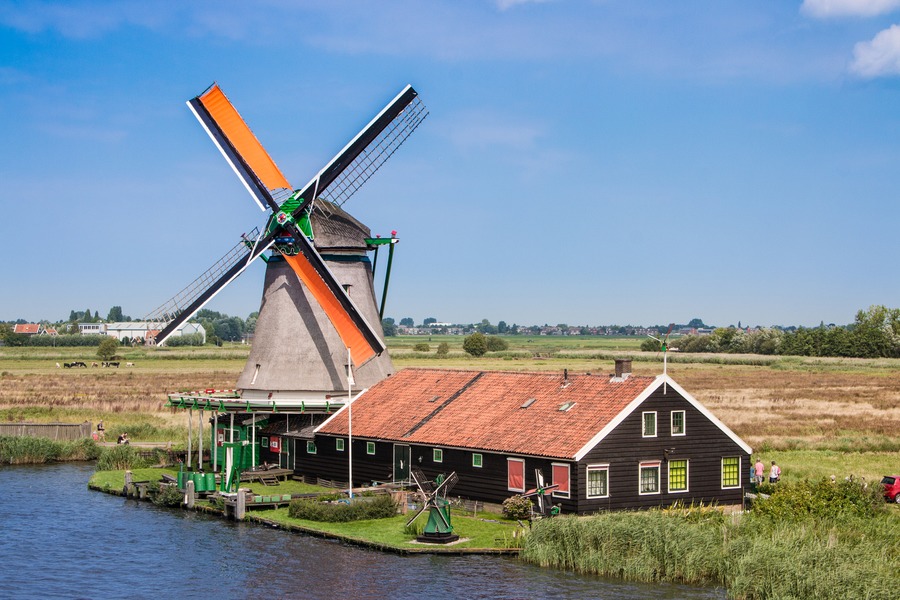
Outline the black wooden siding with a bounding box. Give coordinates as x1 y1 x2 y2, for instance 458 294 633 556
299 385 749 514
576 386 749 513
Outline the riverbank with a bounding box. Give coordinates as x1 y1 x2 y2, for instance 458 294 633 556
87 467 524 556
0 435 101 464
521 482 900 600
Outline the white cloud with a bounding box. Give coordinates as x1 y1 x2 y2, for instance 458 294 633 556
801 0 900 18
850 24 900 77
494 0 554 11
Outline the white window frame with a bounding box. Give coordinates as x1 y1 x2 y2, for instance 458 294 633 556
551 462 571 499
335 438 344 452
642 411 657 438
366 441 376 455
668 459 689 493
507 458 525 493
472 453 483 468
671 410 686 436
306 441 316 454
639 461 661 495
433 448 443 463
721 456 741 489
261 436 269 448
586 464 610 499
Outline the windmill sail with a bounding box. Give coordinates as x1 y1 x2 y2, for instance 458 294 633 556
145 229 272 345
188 84 292 211
151 83 426 363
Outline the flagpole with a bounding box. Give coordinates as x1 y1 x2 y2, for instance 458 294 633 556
347 347 354 499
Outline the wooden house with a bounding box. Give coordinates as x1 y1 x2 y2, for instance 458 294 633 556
300 361 751 513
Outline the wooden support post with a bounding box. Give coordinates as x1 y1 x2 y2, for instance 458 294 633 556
124 470 133 496
185 480 195 508
235 488 246 520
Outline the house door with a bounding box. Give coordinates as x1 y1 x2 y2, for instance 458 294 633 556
281 437 292 469
393 444 410 483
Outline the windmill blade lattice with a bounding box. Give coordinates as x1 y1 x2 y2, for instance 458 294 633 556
316 94 428 218
144 228 269 344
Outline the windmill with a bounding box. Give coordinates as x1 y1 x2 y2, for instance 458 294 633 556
522 469 559 517
144 83 427 400
406 467 460 543
648 323 675 393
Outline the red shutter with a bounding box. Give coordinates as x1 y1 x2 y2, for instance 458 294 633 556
508 459 524 491
552 464 570 494
270 436 281 453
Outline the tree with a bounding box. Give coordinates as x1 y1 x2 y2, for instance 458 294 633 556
687 318 706 329
107 306 124 322
497 320 508 334
476 319 497 335
423 317 437 327
97 337 119 361
463 332 487 357
381 318 397 337
399 317 414 327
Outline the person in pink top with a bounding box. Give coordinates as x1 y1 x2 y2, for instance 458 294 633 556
754 458 765 484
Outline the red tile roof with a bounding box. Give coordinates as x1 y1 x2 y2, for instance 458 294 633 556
13 324 40 334
318 368 656 459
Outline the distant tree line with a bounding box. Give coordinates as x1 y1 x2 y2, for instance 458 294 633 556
645 306 900 359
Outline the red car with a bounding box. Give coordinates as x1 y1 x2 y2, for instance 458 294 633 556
881 476 900 503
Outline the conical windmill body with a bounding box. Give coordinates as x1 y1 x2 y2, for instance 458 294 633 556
238 200 394 399
145 83 427 401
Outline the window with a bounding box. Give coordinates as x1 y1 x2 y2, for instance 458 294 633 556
366 441 376 455
722 457 740 488
639 461 661 494
261 437 269 448
642 411 657 437
335 438 344 452
472 453 483 468
587 465 609 498
306 441 316 454
433 448 443 463
551 463 571 498
507 458 525 492
671 410 685 436
668 459 688 492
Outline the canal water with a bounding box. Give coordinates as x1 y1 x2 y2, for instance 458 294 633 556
0 463 726 599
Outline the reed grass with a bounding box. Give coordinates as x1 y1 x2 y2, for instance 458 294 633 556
0 435 101 464
521 503 899 599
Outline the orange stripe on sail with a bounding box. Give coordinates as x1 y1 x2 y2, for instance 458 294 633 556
282 253 376 366
198 84 292 193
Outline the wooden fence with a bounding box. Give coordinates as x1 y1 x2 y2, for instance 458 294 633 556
0 422 92 441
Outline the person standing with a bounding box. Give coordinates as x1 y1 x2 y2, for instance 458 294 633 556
97 420 105 441
769 460 781 484
754 457 765 484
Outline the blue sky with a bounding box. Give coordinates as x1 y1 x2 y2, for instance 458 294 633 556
2 0 899 328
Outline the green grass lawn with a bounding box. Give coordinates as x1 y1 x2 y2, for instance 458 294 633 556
254 506 524 550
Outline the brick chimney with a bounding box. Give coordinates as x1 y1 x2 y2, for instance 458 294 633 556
614 358 632 379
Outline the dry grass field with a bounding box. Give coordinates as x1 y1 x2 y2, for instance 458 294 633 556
1 340 898 458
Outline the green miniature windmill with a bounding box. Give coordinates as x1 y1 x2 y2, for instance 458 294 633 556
407 467 459 544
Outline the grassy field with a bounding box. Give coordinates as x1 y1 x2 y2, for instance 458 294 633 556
1 337 899 476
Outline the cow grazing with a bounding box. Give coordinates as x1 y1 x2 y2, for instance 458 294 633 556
55 363 61 368
125 362 134 367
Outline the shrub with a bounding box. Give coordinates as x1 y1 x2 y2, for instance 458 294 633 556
435 342 449 356
751 478 884 520
462 332 487 357
502 494 533 520
413 343 430 352
165 333 206 347
486 336 509 352
288 494 397 522
152 485 184 507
